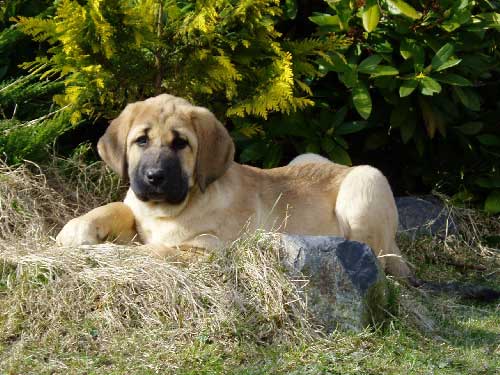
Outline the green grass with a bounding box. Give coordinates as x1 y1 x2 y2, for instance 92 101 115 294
3 307 499 374
0 161 499 374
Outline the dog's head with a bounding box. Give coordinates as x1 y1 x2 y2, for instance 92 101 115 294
97 94 235 204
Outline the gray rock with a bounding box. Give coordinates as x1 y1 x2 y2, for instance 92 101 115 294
279 234 387 332
396 196 457 240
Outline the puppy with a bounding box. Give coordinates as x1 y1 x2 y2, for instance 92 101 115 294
57 94 411 278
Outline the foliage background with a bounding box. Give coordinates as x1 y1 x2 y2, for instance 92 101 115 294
1 0 499 211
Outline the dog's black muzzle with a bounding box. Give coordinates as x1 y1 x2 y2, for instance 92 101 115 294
130 147 189 204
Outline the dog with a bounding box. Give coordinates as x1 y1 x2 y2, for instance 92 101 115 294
56 94 411 279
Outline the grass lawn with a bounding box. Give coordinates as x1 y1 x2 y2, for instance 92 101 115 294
0 160 499 374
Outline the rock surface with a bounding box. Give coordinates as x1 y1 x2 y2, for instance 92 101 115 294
279 235 387 332
395 196 457 239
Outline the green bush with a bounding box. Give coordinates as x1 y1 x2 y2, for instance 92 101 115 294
236 0 500 212
10 0 342 164
0 0 69 163
3 0 500 212
14 0 339 121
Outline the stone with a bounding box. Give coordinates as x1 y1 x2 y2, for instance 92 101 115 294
395 196 458 240
279 234 387 332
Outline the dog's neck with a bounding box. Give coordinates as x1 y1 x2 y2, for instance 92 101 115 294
123 188 192 219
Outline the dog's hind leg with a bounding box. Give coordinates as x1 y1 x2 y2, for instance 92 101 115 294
334 166 500 301
335 165 412 279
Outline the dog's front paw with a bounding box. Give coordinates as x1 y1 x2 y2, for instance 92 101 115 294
56 217 108 247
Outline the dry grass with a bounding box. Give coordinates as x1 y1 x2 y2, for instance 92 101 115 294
0 159 316 372
0 147 122 241
0 238 312 346
399 195 500 286
0 160 71 240
0 158 499 374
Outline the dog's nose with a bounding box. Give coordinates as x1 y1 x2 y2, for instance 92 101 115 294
145 168 165 185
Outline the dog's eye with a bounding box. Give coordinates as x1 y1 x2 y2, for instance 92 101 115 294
135 135 148 146
171 137 188 151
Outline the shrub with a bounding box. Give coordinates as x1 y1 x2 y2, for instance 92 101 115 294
0 1 69 163
14 0 340 121
5 0 500 211
10 0 342 166
235 0 500 212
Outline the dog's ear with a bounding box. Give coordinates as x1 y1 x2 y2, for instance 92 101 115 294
189 107 235 192
97 103 138 178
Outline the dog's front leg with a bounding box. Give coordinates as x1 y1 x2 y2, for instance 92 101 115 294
56 202 137 246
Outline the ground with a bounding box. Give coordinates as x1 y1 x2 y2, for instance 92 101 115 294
0 159 499 374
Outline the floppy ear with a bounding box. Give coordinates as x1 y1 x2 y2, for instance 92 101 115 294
97 103 138 179
190 107 235 192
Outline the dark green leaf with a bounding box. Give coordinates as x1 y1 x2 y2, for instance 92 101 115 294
323 52 349 73
392 101 418 142
435 74 472 86
339 65 358 88
321 137 336 152
364 131 389 151
435 58 462 72
475 176 500 188
390 105 410 129
374 76 397 90
352 84 372 120
485 190 500 214
401 39 425 70
358 55 383 74
336 7 352 30
400 39 425 73
336 121 368 135
399 79 418 97
461 55 491 75
305 143 321 154
441 8 471 32
414 130 426 156
456 122 483 135
240 142 267 163
334 136 348 149
285 0 298 20
373 40 393 53
318 109 335 131
454 87 481 111
477 134 500 146
369 66 399 77
419 76 442 96
263 144 283 168
331 106 348 128
0 65 8 81
328 146 352 166
400 39 414 60
400 117 416 143
431 43 455 70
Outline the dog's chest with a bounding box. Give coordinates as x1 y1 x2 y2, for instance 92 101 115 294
136 216 194 246
124 190 220 248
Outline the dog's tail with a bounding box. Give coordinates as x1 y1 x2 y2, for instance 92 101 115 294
408 276 500 302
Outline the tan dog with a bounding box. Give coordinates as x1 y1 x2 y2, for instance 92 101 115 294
56 94 411 278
